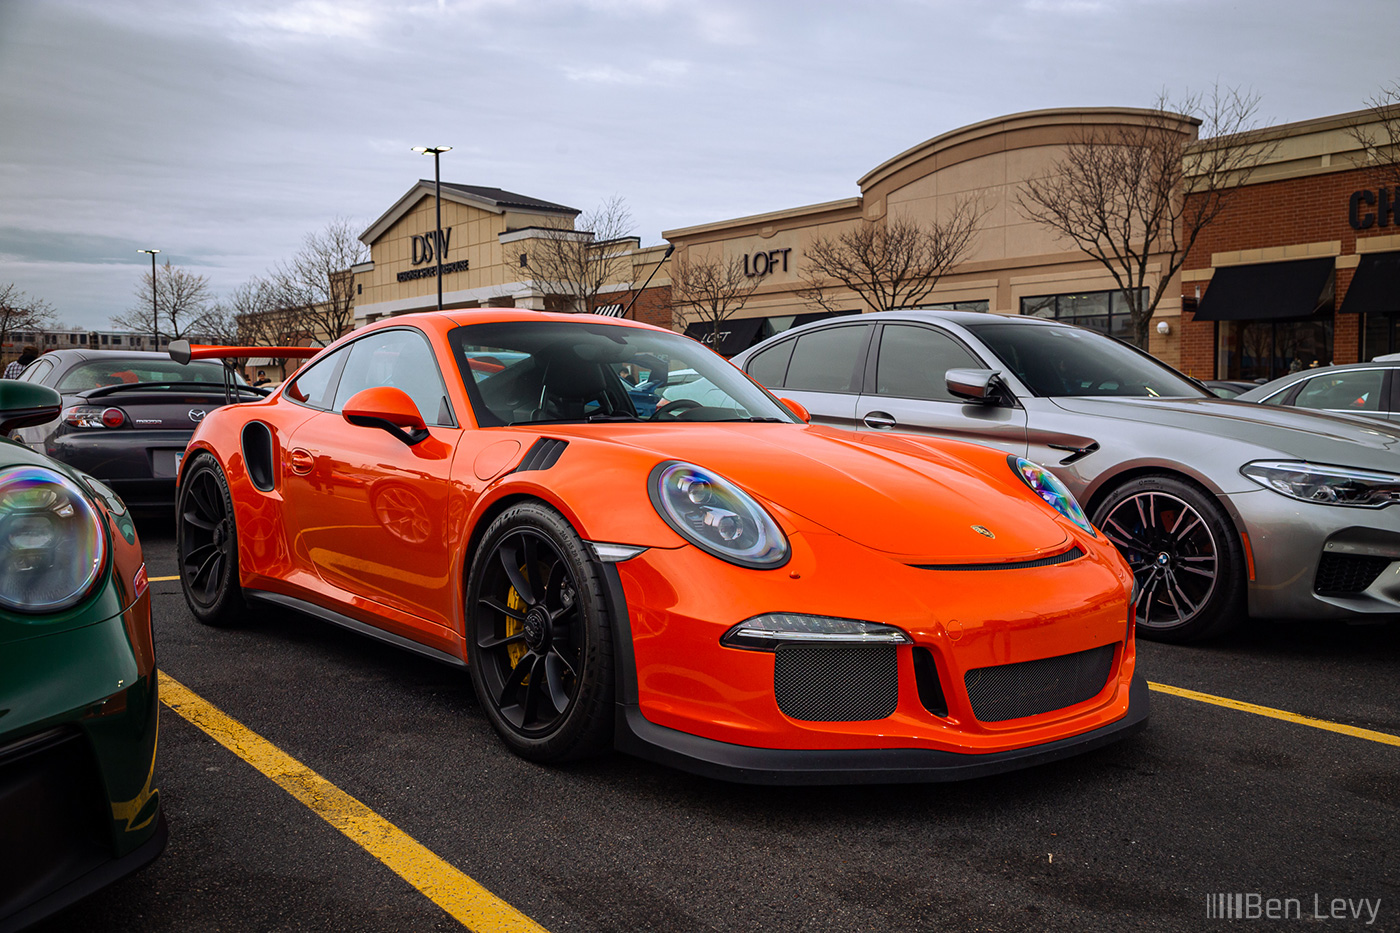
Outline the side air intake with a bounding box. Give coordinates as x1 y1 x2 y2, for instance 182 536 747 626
513 438 568 473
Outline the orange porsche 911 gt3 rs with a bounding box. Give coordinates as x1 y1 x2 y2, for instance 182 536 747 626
170 311 1146 783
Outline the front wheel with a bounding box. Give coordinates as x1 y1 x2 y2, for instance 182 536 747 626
1092 475 1245 643
465 502 614 763
176 452 246 627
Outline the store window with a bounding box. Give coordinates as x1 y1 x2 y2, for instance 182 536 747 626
1363 314 1400 361
915 300 989 312
1218 318 1333 382
1019 289 1146 346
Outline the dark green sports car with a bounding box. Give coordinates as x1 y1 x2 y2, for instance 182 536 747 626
0 380 165 931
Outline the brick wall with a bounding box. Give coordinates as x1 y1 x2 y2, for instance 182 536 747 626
623 284 673 329
1180 165 1386 376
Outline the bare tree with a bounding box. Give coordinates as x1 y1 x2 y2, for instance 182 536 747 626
204 277 309 376
671 253 762 349
269 218 368 345
1348 81 1400 185
520 196 634 313
796 197 986 314
1016 85 1278 346
111 261 215 342
0 284 56 366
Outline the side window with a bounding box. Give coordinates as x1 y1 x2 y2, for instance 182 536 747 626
746 340 795 389
783 326 868 393
1292 370 1385 412
331 329 454 426
874 324 984 401
285 352 342 410
21 359 54 384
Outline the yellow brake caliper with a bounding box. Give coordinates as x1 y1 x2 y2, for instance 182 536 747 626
505 573 529 675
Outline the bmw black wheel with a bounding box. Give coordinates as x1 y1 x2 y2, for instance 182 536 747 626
466 502 614 763
1093 475 1244 643
177 452 246 627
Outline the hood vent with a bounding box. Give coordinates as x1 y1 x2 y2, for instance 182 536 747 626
513 437 568 473
914 545 1083 572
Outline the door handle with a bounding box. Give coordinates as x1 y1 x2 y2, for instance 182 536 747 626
862 411 897 429
289 448 315 475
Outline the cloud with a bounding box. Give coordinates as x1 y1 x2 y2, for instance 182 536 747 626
561 59 691 85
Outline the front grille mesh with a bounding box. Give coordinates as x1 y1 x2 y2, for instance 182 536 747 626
963 644 1115 723
1314 553 1393 595
774 645 898 722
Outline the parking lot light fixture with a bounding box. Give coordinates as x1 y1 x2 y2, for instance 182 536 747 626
411 147 452 312
137 249 160 350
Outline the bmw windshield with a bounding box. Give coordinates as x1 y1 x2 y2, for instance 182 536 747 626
449 321 794 426
967 322 1211 399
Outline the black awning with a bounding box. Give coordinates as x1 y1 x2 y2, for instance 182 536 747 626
1340 251 1400 314
1192 257 1335 322
792 310 860 327
683 316 765 356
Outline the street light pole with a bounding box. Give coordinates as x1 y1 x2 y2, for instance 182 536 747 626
137 249 160 350
411 146 452 312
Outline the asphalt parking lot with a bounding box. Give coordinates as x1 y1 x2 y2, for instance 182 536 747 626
32 513 1400 933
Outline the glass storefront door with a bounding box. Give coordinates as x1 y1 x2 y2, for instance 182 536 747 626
1218 317 1333 381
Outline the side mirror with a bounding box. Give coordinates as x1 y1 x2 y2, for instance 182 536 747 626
946 368 1005 404
343 387 429 445
0 381 62 435
779 397 811 423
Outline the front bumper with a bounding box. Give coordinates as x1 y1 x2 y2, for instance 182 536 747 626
602 521 1142 782
616 676 1149 784
1229 487 1400 619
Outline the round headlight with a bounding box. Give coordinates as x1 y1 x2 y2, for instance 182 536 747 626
0 466 107 613
1009 456 1096 537
648 461 789 568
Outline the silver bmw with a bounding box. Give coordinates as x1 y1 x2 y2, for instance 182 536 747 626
731 310 1400 642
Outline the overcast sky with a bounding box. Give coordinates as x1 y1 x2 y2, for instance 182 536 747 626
0 0 1392 330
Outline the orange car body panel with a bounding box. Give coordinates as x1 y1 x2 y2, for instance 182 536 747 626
179 309 1140 770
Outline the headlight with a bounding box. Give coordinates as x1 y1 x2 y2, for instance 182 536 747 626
1241 460 1400 508
0 466 108 613
721 613 912 651
648 461 789 568
1009 456 1096 536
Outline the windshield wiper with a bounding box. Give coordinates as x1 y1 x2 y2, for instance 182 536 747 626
586 412 644 422
713 416 787 423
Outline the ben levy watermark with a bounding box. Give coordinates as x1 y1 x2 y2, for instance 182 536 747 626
1206 893 1382 925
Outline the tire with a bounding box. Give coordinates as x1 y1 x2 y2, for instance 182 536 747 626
465 502 615 763
176 452 246 627
1091 475 1245 643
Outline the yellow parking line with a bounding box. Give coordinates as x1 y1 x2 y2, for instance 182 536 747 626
149 575 180 582
1149 681 1400 748
158 671 550 933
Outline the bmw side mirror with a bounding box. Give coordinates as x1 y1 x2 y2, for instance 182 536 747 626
946 368 1005 404
0 381 62 435
342 387 430 446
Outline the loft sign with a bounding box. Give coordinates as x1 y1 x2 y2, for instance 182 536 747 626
1349 189 1400 230
744 248 792 277
412 228 452 265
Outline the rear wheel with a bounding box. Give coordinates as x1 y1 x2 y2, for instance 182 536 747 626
466 502 614 763
177 452 245 626
1092 475 1244 643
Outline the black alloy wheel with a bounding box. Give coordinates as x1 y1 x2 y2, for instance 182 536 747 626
466 502 614 763
1093 475 1244 643
177 453 246 626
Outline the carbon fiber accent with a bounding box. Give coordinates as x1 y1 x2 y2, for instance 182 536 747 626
1315 553 1394 595
963 644 1115 723
915 546 1084 572
513 437 568 472
774 645 898 722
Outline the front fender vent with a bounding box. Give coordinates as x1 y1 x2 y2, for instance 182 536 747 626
914 546 1083 572
513 437 568 473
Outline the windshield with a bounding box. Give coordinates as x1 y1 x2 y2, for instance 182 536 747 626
56 359 247 392
448 321 794 426
967 322 1210 399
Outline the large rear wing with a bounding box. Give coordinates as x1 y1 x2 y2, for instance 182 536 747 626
167 340 325 407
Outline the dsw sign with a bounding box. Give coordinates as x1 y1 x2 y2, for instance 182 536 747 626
412 229 452 265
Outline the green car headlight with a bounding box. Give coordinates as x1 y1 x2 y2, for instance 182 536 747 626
648 461 789 569
1241 460 1400 508
1010 455 1096 536
0 466 108 613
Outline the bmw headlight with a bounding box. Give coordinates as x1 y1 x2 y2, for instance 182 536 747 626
1010 456 1096 536
648 461 789 568
0 466 108 613
1241 461 1400 508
